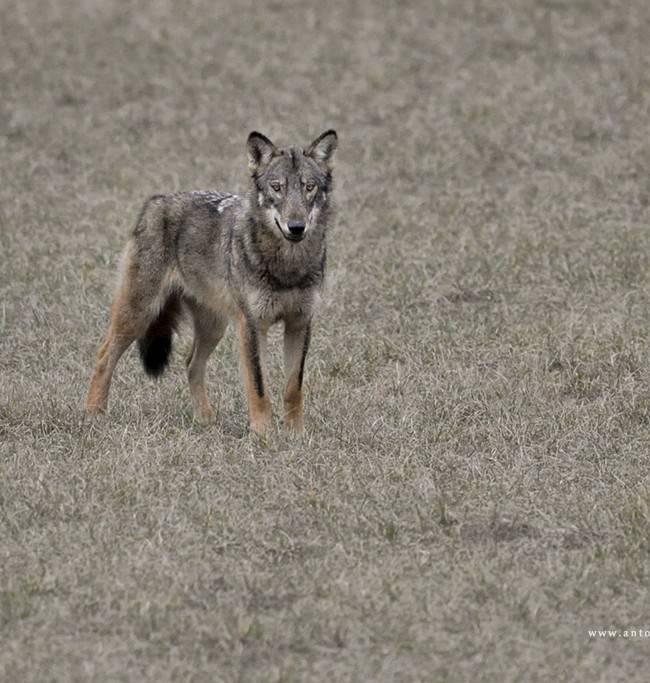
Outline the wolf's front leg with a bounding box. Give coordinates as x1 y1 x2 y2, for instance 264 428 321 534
283 320 311 433
238 313 272 434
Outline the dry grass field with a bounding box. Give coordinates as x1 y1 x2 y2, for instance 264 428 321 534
2 0 650 680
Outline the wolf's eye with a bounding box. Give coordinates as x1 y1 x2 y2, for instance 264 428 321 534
270 181 282 192
305 182 316 192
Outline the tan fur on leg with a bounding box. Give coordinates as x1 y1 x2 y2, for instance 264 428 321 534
283 322 310 432
85 293 137 414
238 314 272 434
284 381 304 432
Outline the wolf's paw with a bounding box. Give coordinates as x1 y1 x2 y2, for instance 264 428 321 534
283 406 304 434
194 405 217 426
284 416 304 434
249 415 272 435
84 404 107 420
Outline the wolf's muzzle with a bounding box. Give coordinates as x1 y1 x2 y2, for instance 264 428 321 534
287 220 306 237
276 217 305 242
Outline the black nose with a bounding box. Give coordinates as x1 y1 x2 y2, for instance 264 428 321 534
287 220 305 235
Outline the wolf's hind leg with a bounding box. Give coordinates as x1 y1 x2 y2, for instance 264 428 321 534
283 320 311 433
185 299 228 425
85 291 140 414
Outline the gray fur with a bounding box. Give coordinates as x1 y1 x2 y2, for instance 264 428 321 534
130 131 336 327
86 130 337 431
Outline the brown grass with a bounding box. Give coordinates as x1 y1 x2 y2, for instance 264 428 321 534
2 1 650 680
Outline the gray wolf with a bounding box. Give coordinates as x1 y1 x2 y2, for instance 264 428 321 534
85 130 338 433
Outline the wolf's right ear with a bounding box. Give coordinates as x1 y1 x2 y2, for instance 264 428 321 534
247 132 278 174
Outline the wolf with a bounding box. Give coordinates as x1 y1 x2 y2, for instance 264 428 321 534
85 129 338 433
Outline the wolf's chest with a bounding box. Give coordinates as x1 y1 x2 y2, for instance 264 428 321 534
247 285 318 324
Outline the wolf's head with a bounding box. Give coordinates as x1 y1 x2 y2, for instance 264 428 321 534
247 130 337 244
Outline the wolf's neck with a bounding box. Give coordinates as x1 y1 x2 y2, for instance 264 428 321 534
245 217 325 286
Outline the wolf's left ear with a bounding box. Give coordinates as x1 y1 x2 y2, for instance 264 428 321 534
305 129 338 168
247 131 278 173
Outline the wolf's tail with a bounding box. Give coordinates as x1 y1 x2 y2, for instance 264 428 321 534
138 292 182 378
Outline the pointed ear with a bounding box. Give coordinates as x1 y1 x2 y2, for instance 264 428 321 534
247 131 278 173
305 129 338 168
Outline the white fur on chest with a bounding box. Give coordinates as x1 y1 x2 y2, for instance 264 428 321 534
246 285 319 324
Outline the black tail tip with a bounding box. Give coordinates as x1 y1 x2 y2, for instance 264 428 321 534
138 335 172 378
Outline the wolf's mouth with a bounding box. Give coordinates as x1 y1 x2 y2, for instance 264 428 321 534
275 217 304 242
